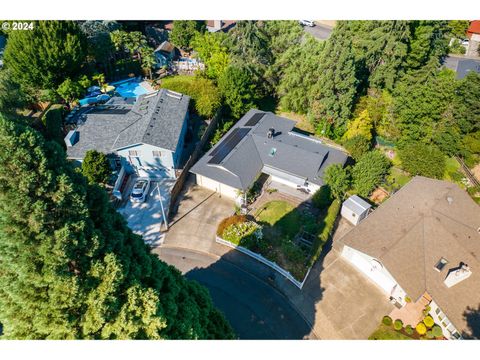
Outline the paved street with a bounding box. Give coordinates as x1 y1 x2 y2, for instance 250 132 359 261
157 247 312 339
303 23 333 40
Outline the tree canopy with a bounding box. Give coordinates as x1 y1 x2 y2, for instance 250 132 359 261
352 150 391 196
3 21 87 93
0 115 234 339
170 21 206 50
398 143 446 179
322 164 351 199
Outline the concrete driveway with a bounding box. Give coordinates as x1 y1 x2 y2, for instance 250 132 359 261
162 180 234 253
118 177 175 246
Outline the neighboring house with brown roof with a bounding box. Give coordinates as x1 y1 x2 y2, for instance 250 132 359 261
336 177 480 339
466 20 480 57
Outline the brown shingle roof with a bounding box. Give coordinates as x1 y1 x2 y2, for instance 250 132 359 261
338 176 480 338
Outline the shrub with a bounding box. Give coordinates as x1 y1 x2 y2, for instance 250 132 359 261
416 322 427 335
352 150 391 197
404 296 412 303
397 143 446 179
312 185 333 209
323 164 351 199
217 215 247 236
42 105 64 146
343 135 371 161
82 150 112 184
393 319 403 331
161 75 222 118
405 325 414 335
382 316 393 326
221 221 262 246
432 325 443 338
423 315 434 328
426 330 434 339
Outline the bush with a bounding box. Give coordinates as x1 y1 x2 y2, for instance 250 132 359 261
423 315 434 328
81 150 112 184
432 325 443 338
308 199 341 267
312 185 333 209
352 150 391 196
405 325 414 335
221 221 262 246
382 315 393 326
161 75 222 118
323 164 351 199
393 319 403 331
343 135 371 161
398 143 446 179
405 296 412 303
426 330 434 339
217 215 247 236
416 322 427 335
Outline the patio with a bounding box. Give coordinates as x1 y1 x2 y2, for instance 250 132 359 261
389 292 432 326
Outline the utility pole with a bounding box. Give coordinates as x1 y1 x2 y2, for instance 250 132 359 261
156 183 168 231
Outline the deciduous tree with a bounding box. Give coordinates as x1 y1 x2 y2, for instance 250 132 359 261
352 150 391 196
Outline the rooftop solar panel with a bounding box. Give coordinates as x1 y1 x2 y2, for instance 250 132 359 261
245 112 266 126
208 127 250 164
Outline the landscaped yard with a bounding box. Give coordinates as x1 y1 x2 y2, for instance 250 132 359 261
217 199 340 281
369 324 413 340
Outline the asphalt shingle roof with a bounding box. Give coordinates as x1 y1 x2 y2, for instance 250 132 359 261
190 109 348 190
337 177 480 338
66 89 190 159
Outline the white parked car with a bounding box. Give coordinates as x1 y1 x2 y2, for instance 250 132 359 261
130 179 150 203
299 20 315 27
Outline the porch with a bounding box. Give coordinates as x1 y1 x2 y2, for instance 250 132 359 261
389 292 432 326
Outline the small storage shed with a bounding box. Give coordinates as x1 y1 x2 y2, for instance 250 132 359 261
341 195 371 226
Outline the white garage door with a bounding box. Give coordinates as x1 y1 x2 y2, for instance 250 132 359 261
196 175 238 199
349 252 397 294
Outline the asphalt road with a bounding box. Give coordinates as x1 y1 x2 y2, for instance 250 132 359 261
157 247 312 339
303 24 333 40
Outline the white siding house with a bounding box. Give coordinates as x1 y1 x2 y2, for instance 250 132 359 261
341 195 371 226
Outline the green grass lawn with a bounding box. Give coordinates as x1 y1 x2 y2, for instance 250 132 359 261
369 324 413 340
384 167 412 193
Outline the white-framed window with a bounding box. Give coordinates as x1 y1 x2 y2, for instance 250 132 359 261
152 150 162 157
128 150 140 157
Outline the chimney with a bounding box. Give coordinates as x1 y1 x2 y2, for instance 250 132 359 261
267 128 274 139
64 130 79 147
444 263 472 288
214 20 223 31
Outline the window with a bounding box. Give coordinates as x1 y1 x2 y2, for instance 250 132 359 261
434 257 448 272
128 150 140 157
152 150 162 157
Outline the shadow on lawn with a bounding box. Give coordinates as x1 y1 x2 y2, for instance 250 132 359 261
186 196 343 339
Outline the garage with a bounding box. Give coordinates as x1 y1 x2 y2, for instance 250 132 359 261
195 174 240 200
342 246 398 295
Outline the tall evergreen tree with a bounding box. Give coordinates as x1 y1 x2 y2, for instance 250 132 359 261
3 21 87 92
0 115 234 339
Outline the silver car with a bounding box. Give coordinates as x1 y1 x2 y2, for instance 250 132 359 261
130 179 150 203
299 20 315 27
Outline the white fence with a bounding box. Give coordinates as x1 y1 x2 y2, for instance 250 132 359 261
215 236 311 289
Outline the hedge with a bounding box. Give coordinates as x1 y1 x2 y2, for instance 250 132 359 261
307 199 341 267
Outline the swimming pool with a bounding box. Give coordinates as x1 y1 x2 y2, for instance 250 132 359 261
111 78 150 98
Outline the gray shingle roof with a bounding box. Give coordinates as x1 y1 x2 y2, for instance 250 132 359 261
443 56 480 79
337 177 480 338
190 109 348 190
343 195 371 215
66 89 190 159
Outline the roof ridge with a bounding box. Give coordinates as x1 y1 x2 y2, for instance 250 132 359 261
111 110 144 151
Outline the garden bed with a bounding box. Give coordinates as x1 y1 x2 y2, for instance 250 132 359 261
369 315 445 340
217 199 340 282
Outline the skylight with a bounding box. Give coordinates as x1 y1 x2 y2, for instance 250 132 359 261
434 257 448 272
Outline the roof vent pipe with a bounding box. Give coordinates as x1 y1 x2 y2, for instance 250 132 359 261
267 128 274 139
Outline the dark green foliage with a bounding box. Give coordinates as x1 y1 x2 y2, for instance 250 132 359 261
312 185 333 209
218 66 257 119
170 21 206 50
352 150 391 196
308 199 341 268
161 75 221 118
448 20 470 39
454 72 480 135
343 135 371 161
0 69 29 114
114 59 142 78
398 142 446 179
3 21 87 92
42 105 64 147
210 119 234 148
0 115 234 339
79 21 119 74
382 315 393 326
81 150 112 184
322 164 351 199
393 319 404 331
57 78 85 105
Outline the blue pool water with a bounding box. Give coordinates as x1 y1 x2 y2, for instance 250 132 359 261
111 78 149 98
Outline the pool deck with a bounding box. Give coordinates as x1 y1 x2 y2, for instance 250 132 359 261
140 80 156 93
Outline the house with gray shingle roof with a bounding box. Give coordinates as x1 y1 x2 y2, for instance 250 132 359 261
190 109 348 202
66 89 190 179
